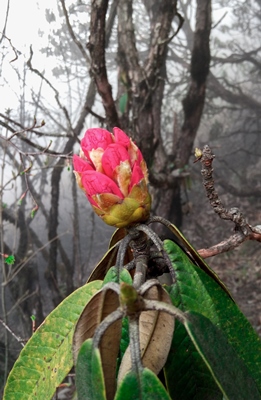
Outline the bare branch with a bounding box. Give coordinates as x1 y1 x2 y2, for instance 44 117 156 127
0 112 70 137
195 145 261 258
208 72 261 113
27 46 73 132
59 0 90 65
0 319 24 347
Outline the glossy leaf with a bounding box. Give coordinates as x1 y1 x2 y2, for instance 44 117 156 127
115 368 171 400
73 284 122 400
3 280 102 400
164 239 261 396
185 311 261 400
76 338 106 400
118 282 174 382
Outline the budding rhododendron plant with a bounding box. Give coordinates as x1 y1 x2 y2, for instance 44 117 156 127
4 135 261 400
73 127 151 228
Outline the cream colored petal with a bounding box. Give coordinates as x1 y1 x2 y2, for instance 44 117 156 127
89 148 104 172
113 160 132 197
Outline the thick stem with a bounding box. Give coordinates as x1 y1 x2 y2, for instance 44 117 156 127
135 224 175 282
128 316 143 373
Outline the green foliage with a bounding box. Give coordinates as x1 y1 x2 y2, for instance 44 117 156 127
3 255 15 265
164 239 261 396
115 368 171 400
76 339 106 400
185 311 260 399
103 266 133 286
3 280 102 400
4 237 261 400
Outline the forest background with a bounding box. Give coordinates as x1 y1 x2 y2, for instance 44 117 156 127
0 0 261 394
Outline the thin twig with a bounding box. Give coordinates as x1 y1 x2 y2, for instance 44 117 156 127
0 319 25 347
3 231 70 285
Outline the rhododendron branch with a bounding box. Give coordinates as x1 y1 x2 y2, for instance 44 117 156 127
195 145 261 258
115 234 133 273
92 309 123 349
135 224 175 281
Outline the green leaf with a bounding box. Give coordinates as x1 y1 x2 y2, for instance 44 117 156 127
115 368 171 400
117 317 129 374
165 320 222 400
185 311 261 400
76 338 106 400
164 239 261 396
119 92 128 114
3 280 102 400
4 255 15 265
103 266 133 286
164 222 232 298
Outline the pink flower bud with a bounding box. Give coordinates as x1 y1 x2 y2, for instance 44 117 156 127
73 127 151 228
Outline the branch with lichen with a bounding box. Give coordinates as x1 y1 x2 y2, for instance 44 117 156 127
195 145 261 258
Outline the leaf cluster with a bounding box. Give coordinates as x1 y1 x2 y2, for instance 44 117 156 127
3 224 261 399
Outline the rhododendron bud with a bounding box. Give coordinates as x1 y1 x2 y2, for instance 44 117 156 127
73 127 151 228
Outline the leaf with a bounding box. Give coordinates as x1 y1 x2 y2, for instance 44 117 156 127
185 311 261 400
165 320 222 400
109 228 127 248
87 243 119 282
103 266 133 286
4 255 15 265
119 92 128 114
102 266 132 377
87 230 133 283
73 284 122 400
164 239 261 396
76 338 106 400
165 222 232 298
117 317 129 373
115 368 171 400
118 282 174 382
3 280 102 400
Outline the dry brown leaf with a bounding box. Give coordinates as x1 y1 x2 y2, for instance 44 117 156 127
87 228 133 283
73 286 122 400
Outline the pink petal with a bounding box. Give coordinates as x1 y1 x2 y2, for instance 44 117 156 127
81 170 124 198
81 128 113 158
73 154 94 172
113 127 130 148
102 143 130 178
129 161 144 190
